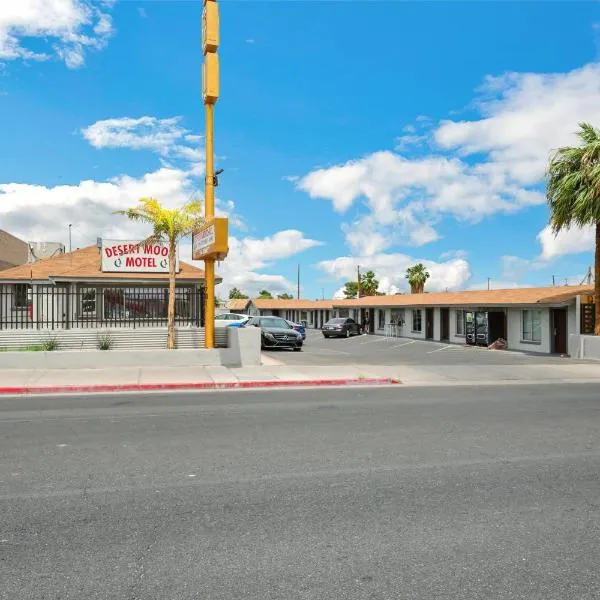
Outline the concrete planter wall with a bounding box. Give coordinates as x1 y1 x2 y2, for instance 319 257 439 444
569 334 600 360
0 326 262 368
0 326 228 351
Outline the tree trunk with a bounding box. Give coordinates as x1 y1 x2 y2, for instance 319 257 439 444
167 238 177 349
595 222 600 335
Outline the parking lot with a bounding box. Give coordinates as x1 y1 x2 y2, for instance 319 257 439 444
264 329 577 367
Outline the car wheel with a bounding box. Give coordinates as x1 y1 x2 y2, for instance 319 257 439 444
293 347 302 352
323 334 329 338
345 328 350 338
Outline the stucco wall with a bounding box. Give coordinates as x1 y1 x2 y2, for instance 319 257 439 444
506 307 550 354
567 302 578 356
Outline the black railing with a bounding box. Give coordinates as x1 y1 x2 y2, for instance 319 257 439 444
0 285 205 330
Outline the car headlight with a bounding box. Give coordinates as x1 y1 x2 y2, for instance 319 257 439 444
264 332 275 341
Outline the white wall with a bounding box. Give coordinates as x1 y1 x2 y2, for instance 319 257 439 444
506 307 550 354
433 308 441 341
567 302 578 356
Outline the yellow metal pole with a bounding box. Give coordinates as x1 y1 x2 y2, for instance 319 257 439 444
204 102 215 349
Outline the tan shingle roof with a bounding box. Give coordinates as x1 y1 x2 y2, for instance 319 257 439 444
0 245 216 282
331 286 594 308
253 298 334 310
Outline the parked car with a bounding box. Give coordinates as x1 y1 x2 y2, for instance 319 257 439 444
286 320 306 340
322 317 361 338
215 313 250 328
245 316 303 351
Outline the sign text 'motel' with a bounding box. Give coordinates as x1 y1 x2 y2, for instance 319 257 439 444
192 218 229 261
101 240 179 273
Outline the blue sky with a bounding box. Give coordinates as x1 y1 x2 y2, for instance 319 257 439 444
1 0 599 298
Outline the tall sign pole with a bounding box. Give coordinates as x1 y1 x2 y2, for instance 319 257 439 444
201 0 219 348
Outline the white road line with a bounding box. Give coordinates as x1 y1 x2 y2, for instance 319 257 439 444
427 344 455 354
359 337 394 345
390 340 416 349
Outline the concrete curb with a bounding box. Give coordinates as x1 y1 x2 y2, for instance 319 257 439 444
0 377 401 396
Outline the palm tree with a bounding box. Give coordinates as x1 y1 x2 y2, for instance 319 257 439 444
547 122 600 334
116 197 204 349
406 263 430 294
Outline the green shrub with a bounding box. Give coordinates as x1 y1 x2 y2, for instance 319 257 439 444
41 336 60 352
96 331 114 351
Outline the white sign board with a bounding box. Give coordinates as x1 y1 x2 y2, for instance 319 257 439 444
192 224 215 258
101 240 179 273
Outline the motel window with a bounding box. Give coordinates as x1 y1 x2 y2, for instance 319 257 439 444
13 284 29 309
378 310 385 330
522 309 542 343
80 288 97 315
390 309 405 326
338 309 349 318
412 309 422 332
300 311 308 322
456 310 466 336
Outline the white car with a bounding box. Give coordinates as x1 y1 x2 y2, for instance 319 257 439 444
214 313 250 328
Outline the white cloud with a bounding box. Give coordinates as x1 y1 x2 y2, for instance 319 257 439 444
0 0 115 68
0 161 320 297
297 62 600 261
435 63 600 185
81 116 203 165
317 253 471 294
184 230 323 298
537 224 595 261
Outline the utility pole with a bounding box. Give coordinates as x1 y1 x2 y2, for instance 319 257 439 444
68 224 72 253
297 264 300 299
202 0 220 349
552 275 555 286
357 265 361 298
487 277 490 291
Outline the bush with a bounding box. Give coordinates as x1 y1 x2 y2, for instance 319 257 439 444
41 336 60 352
96 331 114 351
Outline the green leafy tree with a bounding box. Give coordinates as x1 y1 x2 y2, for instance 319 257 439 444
405 263 430 294
343 281 359 299
547 122 600 333
116 197 204 349
229 287 248 300
360 271 380 296
257 290 273 299
277 293 294 300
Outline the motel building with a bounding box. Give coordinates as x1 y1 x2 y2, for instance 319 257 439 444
225 298 335 329
226 285 597 357
0 239 222 350
330 286 596 357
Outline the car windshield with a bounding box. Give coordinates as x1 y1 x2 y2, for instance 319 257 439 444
327 318 346 324
261 318 290 328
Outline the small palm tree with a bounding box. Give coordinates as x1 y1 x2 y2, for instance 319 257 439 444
116 198 204 349
547 122 600 334
406 263 430 294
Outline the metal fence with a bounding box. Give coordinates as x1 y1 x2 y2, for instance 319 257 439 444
0 285 205 330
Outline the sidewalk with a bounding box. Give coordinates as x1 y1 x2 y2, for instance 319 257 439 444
2 359 600 395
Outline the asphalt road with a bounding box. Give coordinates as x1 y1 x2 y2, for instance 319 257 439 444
264 330 580 366
1 385 600 599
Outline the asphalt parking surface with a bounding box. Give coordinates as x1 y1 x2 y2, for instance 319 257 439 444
264 330 577 366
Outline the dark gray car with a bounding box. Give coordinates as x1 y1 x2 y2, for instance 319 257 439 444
322 317 361 338
246 316 303 351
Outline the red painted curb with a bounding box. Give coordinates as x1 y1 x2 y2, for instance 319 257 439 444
0 378 401 395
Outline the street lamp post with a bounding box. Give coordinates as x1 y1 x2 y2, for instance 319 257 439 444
202 0 220 349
